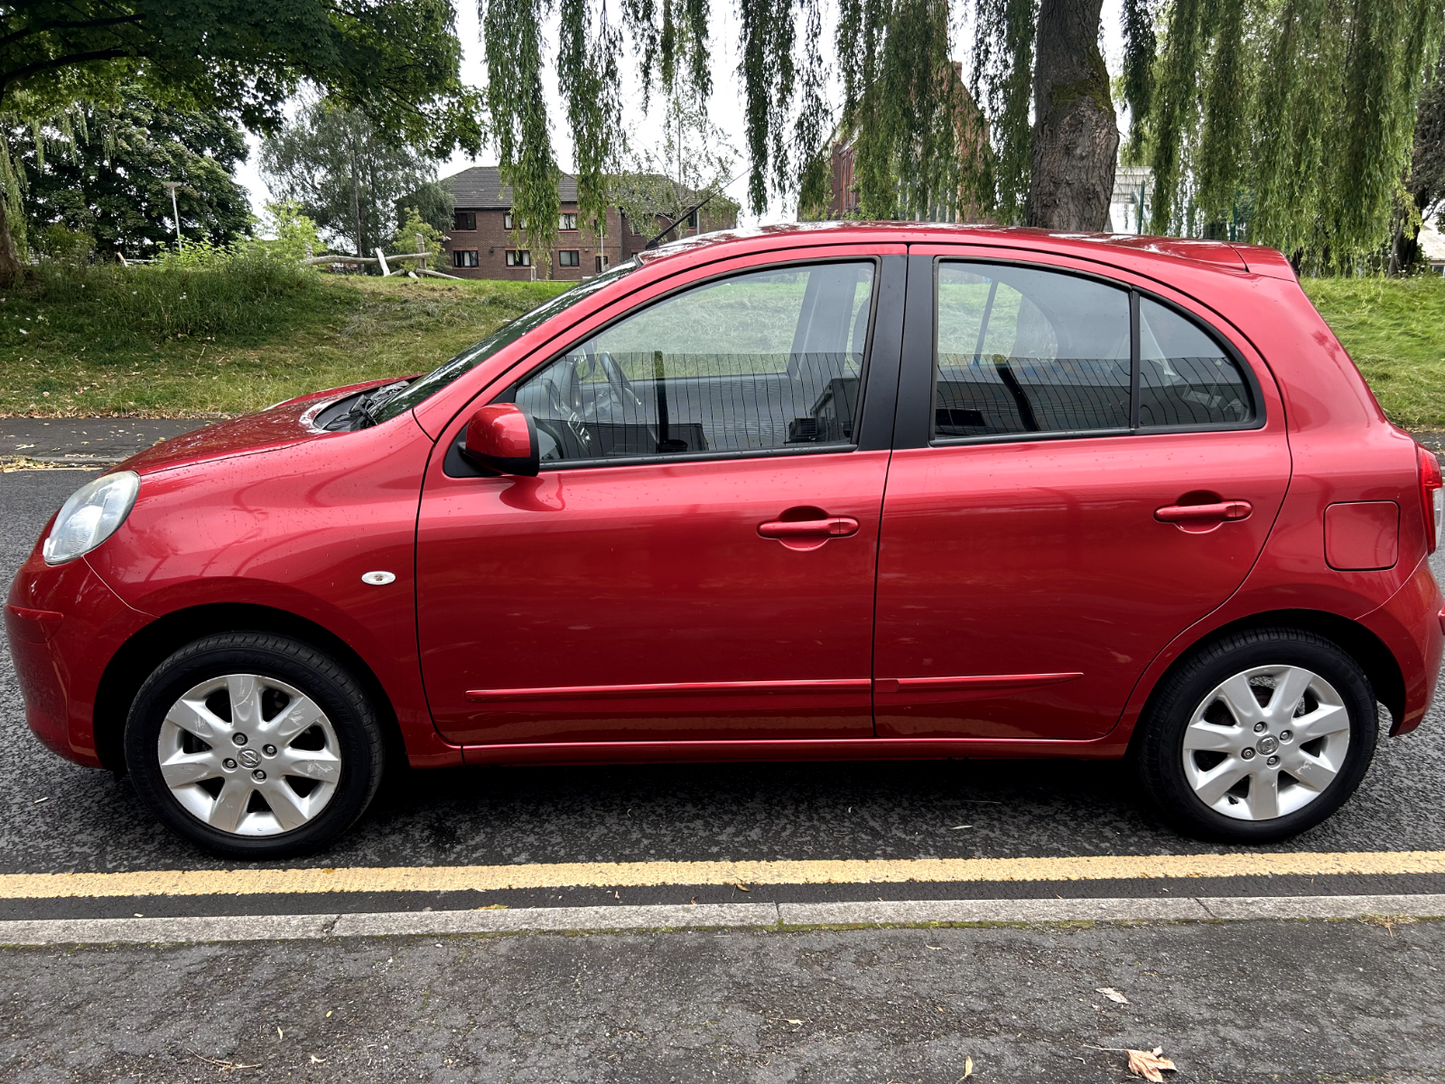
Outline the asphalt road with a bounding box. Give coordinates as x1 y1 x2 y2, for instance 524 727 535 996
6 469 1445 880
9 467 1445 1082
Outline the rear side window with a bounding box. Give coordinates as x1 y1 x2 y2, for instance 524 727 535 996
934 261 1255 441
1138 298 1253 426
515 262 875 463
936 264 1131 437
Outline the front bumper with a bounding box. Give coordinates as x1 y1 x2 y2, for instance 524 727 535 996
5 550 150 767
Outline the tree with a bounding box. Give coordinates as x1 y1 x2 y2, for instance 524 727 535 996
480 0 1443 261
252 200 323 262
1392 53 1445 272
610 97 739 246
396 181 455 236
1135 0 1443 270
9 92 251 259
0 0 482 283
390 205 447 270
260 100 441 259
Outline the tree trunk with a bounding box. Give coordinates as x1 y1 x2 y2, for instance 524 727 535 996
1024 0 1120 231
0 195 21 287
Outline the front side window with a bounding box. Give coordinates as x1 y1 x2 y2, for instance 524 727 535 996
559 212 579 230
506 249 531 267
504 212 527 231
513 262 875 464
558 249 580 267
595 255 608 272
453 249 479 268
453 211 476 231
935 263 1131 438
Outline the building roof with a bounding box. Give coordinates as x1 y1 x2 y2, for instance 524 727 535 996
443 165 578 209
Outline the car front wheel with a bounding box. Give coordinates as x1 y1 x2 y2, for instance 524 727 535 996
1135 628 1378 843
124 632 384 858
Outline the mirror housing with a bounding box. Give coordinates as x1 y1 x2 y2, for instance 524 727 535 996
461 403 539 476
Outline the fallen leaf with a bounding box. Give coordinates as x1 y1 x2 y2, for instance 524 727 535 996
309 1054 326 1064
964 1055 974 1078
950 825 972 830
1096 986 1130 1004
735 883 751 892
785 1018 803 1025
1126 1047 1177 1082
276 1026 284 1041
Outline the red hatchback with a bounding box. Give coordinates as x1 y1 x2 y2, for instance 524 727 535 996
7 224 1443 857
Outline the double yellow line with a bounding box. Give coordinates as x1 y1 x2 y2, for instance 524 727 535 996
3 850 1443 899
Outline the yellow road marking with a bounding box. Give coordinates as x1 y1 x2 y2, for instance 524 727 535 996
2 850 1444 899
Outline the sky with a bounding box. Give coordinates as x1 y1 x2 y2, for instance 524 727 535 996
233 0 1127 230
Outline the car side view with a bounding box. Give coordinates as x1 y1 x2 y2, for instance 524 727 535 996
6 223 1442 858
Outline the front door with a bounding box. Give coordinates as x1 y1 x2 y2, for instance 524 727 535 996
873 254 1291 741
417 256 903 746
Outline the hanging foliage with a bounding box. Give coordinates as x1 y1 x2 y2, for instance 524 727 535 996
1121 0 1157 161
560 0 626 239
1141 0 1443 267
972 0 1037 222
837 0 972 220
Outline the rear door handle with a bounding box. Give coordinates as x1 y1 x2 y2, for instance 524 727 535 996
758 516 860 539
1154 500 1253 523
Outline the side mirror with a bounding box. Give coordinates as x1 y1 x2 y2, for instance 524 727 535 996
461 403 539 476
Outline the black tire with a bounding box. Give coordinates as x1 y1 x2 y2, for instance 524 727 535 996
124 632 385 859
1134 628 1378 843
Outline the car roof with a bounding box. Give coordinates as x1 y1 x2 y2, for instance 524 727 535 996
636 221 1297 280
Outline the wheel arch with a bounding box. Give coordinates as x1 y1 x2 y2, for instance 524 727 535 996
1128 608 1405 753
93 602 407 775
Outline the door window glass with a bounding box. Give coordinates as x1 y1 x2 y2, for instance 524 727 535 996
1138 298 1254 426
514 262 875 463
935 263 1131 438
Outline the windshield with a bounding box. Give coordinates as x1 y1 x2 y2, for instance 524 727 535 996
372 258 640 424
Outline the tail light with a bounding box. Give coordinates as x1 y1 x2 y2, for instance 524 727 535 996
1418 444 1443 554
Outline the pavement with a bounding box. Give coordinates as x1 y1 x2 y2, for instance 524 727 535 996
6 463 1445 1081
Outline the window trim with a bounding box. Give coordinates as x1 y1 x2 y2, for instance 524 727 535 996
505 249 532 267
923 255 1266 449
559 212 579 231
558 249 580 267
452 211 477 231
452 248 479 268
444 256 886 476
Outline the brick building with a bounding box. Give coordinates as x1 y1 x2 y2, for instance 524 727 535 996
438 166 736 282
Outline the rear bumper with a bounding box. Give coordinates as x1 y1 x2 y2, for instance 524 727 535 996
1359 555 1445 735
5 552 150 767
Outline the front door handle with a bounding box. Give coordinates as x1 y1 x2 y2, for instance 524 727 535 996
1155 500 1253 524
758 516 860 539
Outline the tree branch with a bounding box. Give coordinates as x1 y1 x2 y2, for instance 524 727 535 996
0 14 144 51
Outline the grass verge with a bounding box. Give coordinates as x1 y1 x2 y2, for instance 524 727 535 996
1302 276 1445 429
1 262 1442 424
0 259 570 416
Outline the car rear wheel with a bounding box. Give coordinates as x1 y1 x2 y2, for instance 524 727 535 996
125 632 384 858
1134 628 1378 843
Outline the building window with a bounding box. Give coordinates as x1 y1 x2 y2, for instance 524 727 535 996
558 249 580 267
453 211 476 231
559 212 578 231
687 210 698 230
452 249 479 268
505 249 532 267
595 254 609 273
504 212 527 231
630 218 642 234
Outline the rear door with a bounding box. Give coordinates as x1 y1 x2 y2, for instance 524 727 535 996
873 251 1291 740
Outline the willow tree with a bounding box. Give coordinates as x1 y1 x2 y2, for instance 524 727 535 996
1135 0 1444 269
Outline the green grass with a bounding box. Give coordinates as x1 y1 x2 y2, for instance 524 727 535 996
1303 276 1445 429
1 260 1443 425
0 259 570 416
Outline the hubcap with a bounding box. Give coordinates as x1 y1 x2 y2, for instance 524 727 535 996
156 674 342 837
1181 664 1351 822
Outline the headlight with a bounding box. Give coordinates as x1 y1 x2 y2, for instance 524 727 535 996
43 471 140 564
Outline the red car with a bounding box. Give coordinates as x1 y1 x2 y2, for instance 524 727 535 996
7 224 1442 857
